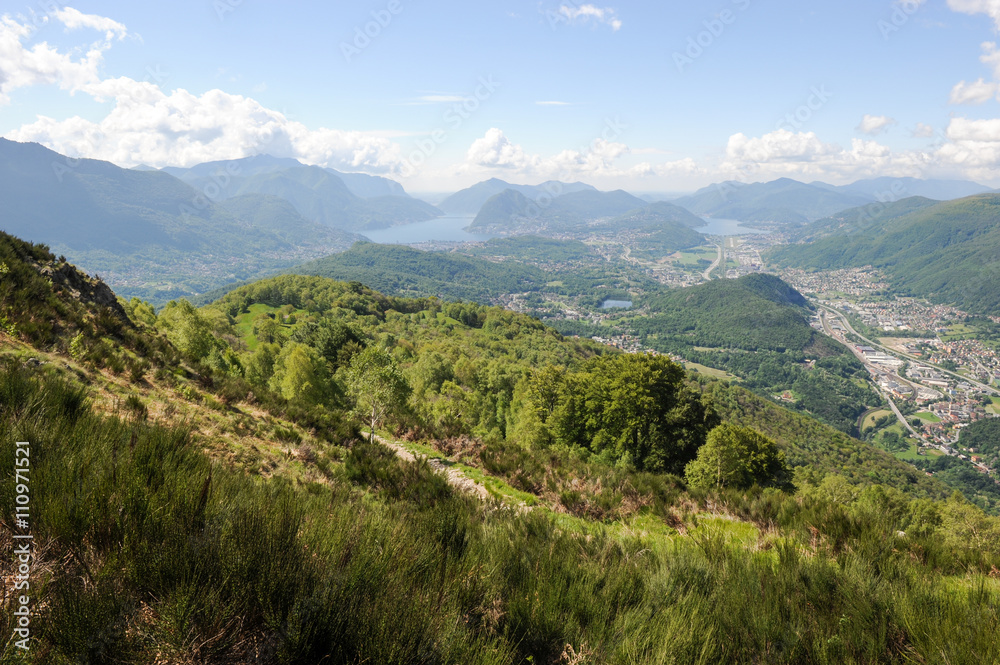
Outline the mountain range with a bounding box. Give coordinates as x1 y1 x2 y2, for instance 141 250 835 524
672 177 991 226
437 178 597 215
162 156 441 231
161 154 408 198
0 139 362 302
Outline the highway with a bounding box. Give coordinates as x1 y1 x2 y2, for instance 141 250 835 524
703 242 723 280
819 304 999 397
820 309 922 437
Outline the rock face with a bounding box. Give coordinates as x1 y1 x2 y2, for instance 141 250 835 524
35 260 132 325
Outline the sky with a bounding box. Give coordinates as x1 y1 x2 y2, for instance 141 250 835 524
2 0 1000 193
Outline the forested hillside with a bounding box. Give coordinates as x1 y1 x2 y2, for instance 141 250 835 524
632 274 883 435
1 235 998 663
771 194 1000 314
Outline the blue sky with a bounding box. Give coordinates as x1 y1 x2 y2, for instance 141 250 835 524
2 0 1000 192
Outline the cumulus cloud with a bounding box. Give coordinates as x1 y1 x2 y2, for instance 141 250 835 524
912 123 936 138
0 14 108 103
53 7 128 41
935 117 1000 180
950 78 1000 103
467 128 539 171
720 129 932 182
949 42 1000 104
0 11 405 172
557 4 622 31
857 114 897 136
8 86 405 172
947 0 1000 30
462 128 686 181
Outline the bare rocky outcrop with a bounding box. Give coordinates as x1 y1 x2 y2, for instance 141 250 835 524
34 259 132 325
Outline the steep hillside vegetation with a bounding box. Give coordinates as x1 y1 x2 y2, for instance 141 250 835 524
631 275 883 435
2 240 999 662
770 194 1000 314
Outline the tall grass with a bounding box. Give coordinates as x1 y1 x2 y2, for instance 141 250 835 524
1 360 998 664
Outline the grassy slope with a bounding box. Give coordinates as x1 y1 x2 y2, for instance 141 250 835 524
1 240 998 662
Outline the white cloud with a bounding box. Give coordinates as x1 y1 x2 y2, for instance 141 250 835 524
947 0 1000 30
936 117 1000 180
950 77 1000 103
8 86 405 172
0 12 405 172
720 129 932 182
462 128 700 183
724 130 839 164
857 114 897 136
912 123 936 138
52 7 128 41
0 14 108 104
467 128 539 171
558 4 623 31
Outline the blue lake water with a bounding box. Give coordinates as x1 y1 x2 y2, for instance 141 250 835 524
361 216 496 244
602 300 633 309
698 217 769 236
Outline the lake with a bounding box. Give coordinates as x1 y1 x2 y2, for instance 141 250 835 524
361 215 496 244
698 217 769 236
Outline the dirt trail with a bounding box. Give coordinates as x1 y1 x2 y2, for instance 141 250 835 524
370 434 493 502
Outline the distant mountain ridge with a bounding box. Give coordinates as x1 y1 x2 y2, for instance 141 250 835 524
164 154 409 198
162 157 439 232
0 139 361 302
672 177 991 225
437 178 597 215
609 200 706 229
674 178 872 225
817 177 992 202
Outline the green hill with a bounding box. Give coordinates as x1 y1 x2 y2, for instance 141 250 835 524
437 177 596 215
770 193 1000 314
787 196 940 242
631 274 882 434
291 242 550 301
3 235 1000 662
610 200 707 228
635 273 815 352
